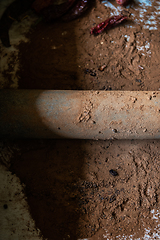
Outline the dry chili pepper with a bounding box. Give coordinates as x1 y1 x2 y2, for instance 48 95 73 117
39 0 77 21
32 0 90 22
32 0 52 13
116 0 130 6
62 0 89 21
90 15 127 35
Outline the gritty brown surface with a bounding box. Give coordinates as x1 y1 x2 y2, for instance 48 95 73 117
1 0 160 239
16 1 160 91
9 139 160 240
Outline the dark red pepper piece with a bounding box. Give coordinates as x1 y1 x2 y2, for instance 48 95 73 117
32 0 90 22
116 0 130 6
39 0 77 21
90 15 127 35
62 0 89 21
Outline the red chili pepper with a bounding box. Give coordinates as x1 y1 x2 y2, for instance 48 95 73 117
32 0 90 22
90 15 127 35
62 0 89 21
33 0 77 21
116 0 130 6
